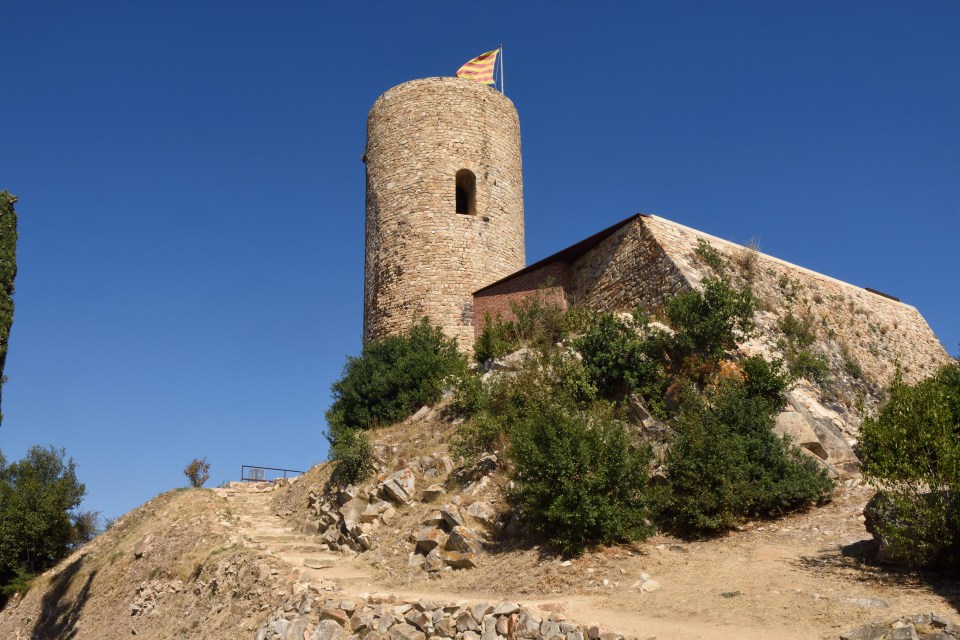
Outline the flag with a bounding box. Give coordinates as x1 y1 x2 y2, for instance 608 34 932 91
456 49 499 85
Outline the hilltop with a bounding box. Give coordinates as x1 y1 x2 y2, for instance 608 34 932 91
1 412 957 640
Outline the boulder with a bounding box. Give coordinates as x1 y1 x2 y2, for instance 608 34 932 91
864 490 957 566
389 623 426 640
474 454 499 476
440 504 465 529
416 527 447 553
435 617 457 637
382 469 416 504
466 502 494 526
422 549 444 572
337 485 361 505
406 405 432 424
457 610 478 632
481 615 498 640
515 610 541 638
773 412 828 459
340 498 368 529
488 347 533 371
447 526 481 554
422 484 445 502
786 391 860 473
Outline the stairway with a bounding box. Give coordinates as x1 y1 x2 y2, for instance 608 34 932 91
215 482 370 590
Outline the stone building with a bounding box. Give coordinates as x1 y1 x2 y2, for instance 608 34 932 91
362 76 950 390
363 77 525 350
473 213 949 388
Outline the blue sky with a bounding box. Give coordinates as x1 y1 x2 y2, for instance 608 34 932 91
1 2 957 522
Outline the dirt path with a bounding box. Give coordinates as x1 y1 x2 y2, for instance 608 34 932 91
216 481 959 640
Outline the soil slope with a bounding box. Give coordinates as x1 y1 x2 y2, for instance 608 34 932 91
1 418 957 640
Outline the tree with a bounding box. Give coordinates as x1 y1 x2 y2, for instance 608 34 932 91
860 362 960 567
183 457 211 488
0 191 18 426
0 446 86 599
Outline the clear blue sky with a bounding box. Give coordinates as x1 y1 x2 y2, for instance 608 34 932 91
1 2 957 522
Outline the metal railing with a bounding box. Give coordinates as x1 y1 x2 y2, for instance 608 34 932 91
240 465 306 482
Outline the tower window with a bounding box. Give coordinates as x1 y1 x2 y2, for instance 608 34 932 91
455 169 477 215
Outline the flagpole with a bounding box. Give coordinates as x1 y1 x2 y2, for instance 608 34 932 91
499 44 505 95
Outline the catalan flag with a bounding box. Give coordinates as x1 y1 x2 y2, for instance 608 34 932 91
456 49 499 85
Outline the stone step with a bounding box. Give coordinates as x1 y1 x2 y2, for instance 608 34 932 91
247 534 305 544
301 557 339 570
275 544 330 554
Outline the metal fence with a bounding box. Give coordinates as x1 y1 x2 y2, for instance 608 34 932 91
240 465 305 482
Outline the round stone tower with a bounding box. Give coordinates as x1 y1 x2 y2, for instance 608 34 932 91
363 77 525 349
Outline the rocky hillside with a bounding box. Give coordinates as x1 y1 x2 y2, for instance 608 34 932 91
2 409 958 640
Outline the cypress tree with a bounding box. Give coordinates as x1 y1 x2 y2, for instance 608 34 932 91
0 191 18 425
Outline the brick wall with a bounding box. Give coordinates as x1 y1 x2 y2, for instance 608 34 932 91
473 261 571 337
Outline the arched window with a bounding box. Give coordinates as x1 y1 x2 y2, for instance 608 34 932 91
455 169 477 215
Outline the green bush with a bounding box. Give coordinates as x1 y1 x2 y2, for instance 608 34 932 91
0 446 86 601
694 238 726 273
327 423 374 485
777 311 830 383
0 191 18 426
452 350 595 462
787 348 830 383
574 311 666 412
325 318 465 481
473 293 572 364
665 276 756 364
474 313 515 363
327 318 465 432
860 362 960 567
509 395 654 555
658 361 833 534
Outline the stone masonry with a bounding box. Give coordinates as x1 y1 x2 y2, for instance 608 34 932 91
475 214 950 388
363 77 525 350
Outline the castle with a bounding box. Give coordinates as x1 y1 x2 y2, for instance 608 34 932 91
362 77 949 390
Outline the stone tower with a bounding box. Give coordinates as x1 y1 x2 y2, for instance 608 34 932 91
363 77 525 349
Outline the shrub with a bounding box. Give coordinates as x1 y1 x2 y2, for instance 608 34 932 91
694 238 726 273
183 457 210 488
734 238 760 281
474 313 515 363
574 311 666 412
860 362 960 567
841 347 865 380
325 318 465 481
658 363 833 534
327 317 465 432
326 423 374 485
473 293 570 364
509 396 654 555
777 311 830 383
665 276 756 364
452 349 595 463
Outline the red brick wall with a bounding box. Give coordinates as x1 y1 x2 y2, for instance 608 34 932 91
473 261 571 337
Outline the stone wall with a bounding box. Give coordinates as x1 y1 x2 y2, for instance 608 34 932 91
255 592 626 640
472 213 949 389
364 77 525 351
569 219 688 315
473 261 570 337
